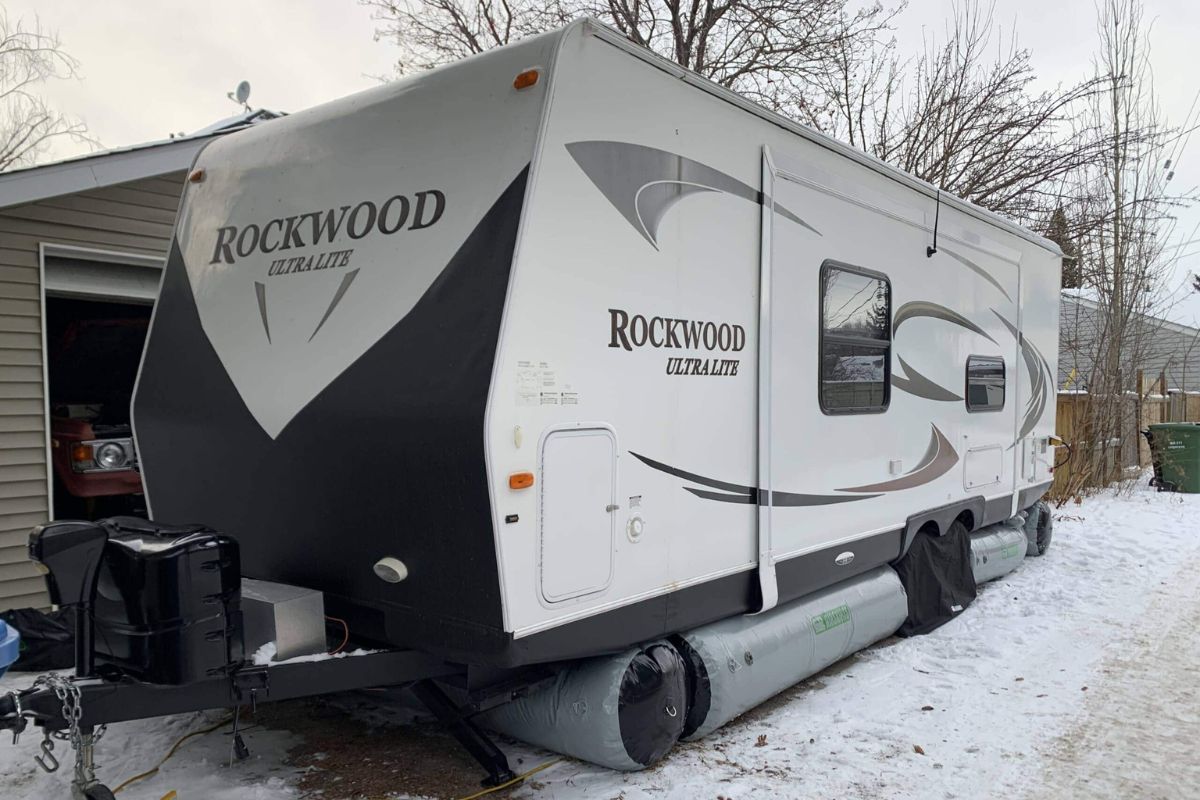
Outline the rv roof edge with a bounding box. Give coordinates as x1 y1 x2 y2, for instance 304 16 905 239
579 17 1062 258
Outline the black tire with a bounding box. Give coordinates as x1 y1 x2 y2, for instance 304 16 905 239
83 785 117 800
1023 500 1053 557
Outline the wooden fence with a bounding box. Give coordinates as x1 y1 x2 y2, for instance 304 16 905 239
1052 382 1200 498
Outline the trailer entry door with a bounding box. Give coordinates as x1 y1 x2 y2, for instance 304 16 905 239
538 427 616 603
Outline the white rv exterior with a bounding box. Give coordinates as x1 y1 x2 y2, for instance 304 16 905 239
134 19 1060 667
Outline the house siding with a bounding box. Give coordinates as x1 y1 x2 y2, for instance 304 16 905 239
1060 296 1200 393
0 172 183 612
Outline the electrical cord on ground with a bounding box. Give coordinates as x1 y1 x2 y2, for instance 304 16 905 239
454 758 562 800
325 615 350 656
107 701 558 799
111 715 235 794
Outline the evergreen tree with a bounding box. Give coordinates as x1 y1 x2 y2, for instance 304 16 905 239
1045 207 1081 288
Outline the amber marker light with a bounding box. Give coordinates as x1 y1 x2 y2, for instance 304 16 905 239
188 168 206 183
70 443 94 464
513 69 539 90
509 471 535 490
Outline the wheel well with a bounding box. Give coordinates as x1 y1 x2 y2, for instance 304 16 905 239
917 520 940 537
955 510 975 531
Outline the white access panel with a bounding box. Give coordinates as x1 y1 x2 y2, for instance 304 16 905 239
964 445 1004 490
539 427 616 603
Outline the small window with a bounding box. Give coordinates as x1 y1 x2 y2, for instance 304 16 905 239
820 262 891 414
966 356 1005 411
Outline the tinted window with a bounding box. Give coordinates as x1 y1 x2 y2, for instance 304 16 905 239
966 356 1005 411
820 263 891 413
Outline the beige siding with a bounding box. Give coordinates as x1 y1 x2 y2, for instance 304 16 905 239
0 171 183 611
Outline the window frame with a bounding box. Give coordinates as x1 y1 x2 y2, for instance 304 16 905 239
817 260 892 416
964 354 1006 413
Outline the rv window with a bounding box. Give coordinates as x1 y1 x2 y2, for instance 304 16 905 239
965 356 1005 411
819 263 891 414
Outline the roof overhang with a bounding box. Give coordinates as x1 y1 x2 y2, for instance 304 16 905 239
0 136 215 211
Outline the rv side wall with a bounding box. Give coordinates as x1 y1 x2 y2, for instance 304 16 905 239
487 23 1060 651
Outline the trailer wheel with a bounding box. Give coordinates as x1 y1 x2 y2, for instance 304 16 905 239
83 785 116 800
1023 501 1053 557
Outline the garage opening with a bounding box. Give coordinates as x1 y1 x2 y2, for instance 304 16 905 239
46 296 153 520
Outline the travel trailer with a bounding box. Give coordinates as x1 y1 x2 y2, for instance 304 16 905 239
0 18 1059 797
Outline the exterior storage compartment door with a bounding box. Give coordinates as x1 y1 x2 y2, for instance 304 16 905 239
539 427 616 603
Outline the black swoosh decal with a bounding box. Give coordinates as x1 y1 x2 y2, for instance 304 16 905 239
254 281 271 343
992 310 1053 439
630 451 754 496
893 353 963 402
893 301 997 343
836 424 958 493
309 268 361 342
770 489 882 506
631 451 877 506
684 486 756 504
567 140 820 248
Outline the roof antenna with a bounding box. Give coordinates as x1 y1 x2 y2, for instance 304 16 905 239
926 188 941 258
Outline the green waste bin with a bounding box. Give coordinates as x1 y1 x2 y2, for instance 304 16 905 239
1147 423 1200 493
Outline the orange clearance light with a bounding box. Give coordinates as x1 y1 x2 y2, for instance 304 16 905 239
70 443 94 463
188 168 205 183
509 471 535 490
513 69 539 90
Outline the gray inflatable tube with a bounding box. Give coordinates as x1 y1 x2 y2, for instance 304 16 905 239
486 533 1035 770
969 519 1028 584
678 566 908 741
481 639 687 771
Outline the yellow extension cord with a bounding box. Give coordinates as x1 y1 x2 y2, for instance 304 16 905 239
454 758 562 800
111 715 235 794
108 712 561 800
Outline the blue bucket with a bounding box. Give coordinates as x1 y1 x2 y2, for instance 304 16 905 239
0 619 19 678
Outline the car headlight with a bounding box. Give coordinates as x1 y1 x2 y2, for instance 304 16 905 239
94 442 128 470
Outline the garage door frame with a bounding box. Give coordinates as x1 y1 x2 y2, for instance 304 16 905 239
38 242 164 517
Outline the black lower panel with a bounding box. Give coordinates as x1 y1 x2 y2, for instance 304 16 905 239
982 494 1014 527
775 528 901 607
504 531 900 668
506 569 759 667
1018 481 1053 511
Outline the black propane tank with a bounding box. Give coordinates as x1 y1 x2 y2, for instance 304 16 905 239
92 517 243 684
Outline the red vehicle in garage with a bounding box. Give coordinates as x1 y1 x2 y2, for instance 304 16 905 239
47 314 149 518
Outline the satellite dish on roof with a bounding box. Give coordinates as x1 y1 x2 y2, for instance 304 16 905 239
227 81 252 111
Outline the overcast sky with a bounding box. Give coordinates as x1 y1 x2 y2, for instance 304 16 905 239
7 0 1200 325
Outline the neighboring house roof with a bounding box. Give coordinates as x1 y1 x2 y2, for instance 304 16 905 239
0 109 282 211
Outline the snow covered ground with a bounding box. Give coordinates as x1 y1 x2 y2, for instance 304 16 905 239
2 479 1197 799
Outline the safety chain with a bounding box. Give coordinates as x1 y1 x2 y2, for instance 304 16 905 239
35 674 83 750
28 674 106 776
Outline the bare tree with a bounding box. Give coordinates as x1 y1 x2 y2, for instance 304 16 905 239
365 0 901 119
1053 0 1195 499
822 1 1106 224
0 12 90 173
